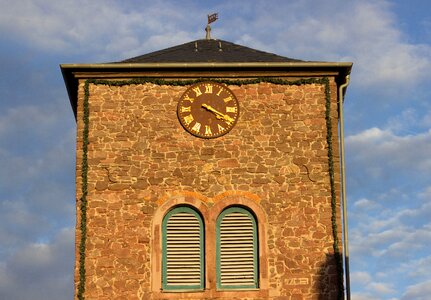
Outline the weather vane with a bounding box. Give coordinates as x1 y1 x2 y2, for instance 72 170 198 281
205 13 218 40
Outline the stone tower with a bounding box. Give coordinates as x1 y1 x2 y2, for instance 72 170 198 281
61 38 352 299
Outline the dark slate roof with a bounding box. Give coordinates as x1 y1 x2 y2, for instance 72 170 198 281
120 39 302 63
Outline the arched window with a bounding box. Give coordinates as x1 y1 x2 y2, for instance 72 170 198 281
216 206 258 290
162 206 204 291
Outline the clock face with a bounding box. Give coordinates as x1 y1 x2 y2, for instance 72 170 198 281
177 82 239 138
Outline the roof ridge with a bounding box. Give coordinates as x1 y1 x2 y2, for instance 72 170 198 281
119 39 302 63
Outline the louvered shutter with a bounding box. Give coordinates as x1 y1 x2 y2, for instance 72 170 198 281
216 207 258 289
162 207 204 290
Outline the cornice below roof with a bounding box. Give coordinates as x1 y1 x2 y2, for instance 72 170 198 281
60 39 352 119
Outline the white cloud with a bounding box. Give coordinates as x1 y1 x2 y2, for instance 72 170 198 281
346 127 431 178
0 102 76 254
0 105 58 137
368 282 396 295
386 108 419 133
244 1 431 88
397 255 431 279
351 293 380 300
369 202 431 232
401 280 431 300
0 0 198 60
380 224 431 256
354 198 380 210
0 200 50 250
351 226 403 257
0 103 76 190
0 227 74 300
419 186 431 199
349 187 431 298
351 271 397 298
351 209 431 258
422 110 431 127
351 271 372 285
1 0 430 89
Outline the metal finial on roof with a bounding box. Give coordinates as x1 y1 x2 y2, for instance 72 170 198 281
205 25 211 40
205 13 218 40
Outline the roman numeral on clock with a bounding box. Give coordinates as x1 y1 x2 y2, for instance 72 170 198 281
183 94 194 103
226 106 237 113
191 122 201 133
223 96 232 103
183 114 194 125
193 87 202 97
204 84 213 94
205 125 212 135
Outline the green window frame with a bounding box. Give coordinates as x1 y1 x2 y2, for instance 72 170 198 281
162 206 204 291
216 206 258 290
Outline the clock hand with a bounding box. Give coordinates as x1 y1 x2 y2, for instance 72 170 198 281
202 104 234 125
202 104 234 124
202 103 222 115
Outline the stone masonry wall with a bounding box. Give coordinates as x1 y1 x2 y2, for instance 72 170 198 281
74 78 342 299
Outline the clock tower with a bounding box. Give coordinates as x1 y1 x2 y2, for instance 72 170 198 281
62 36 352 299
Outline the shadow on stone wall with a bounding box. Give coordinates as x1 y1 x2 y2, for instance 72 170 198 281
315 253 343 300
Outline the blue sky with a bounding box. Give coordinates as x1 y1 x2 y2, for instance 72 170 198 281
0 0 430 299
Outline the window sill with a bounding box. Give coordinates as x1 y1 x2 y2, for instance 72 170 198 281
161 289 205 293
216 288 260 291
155 288 268 299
